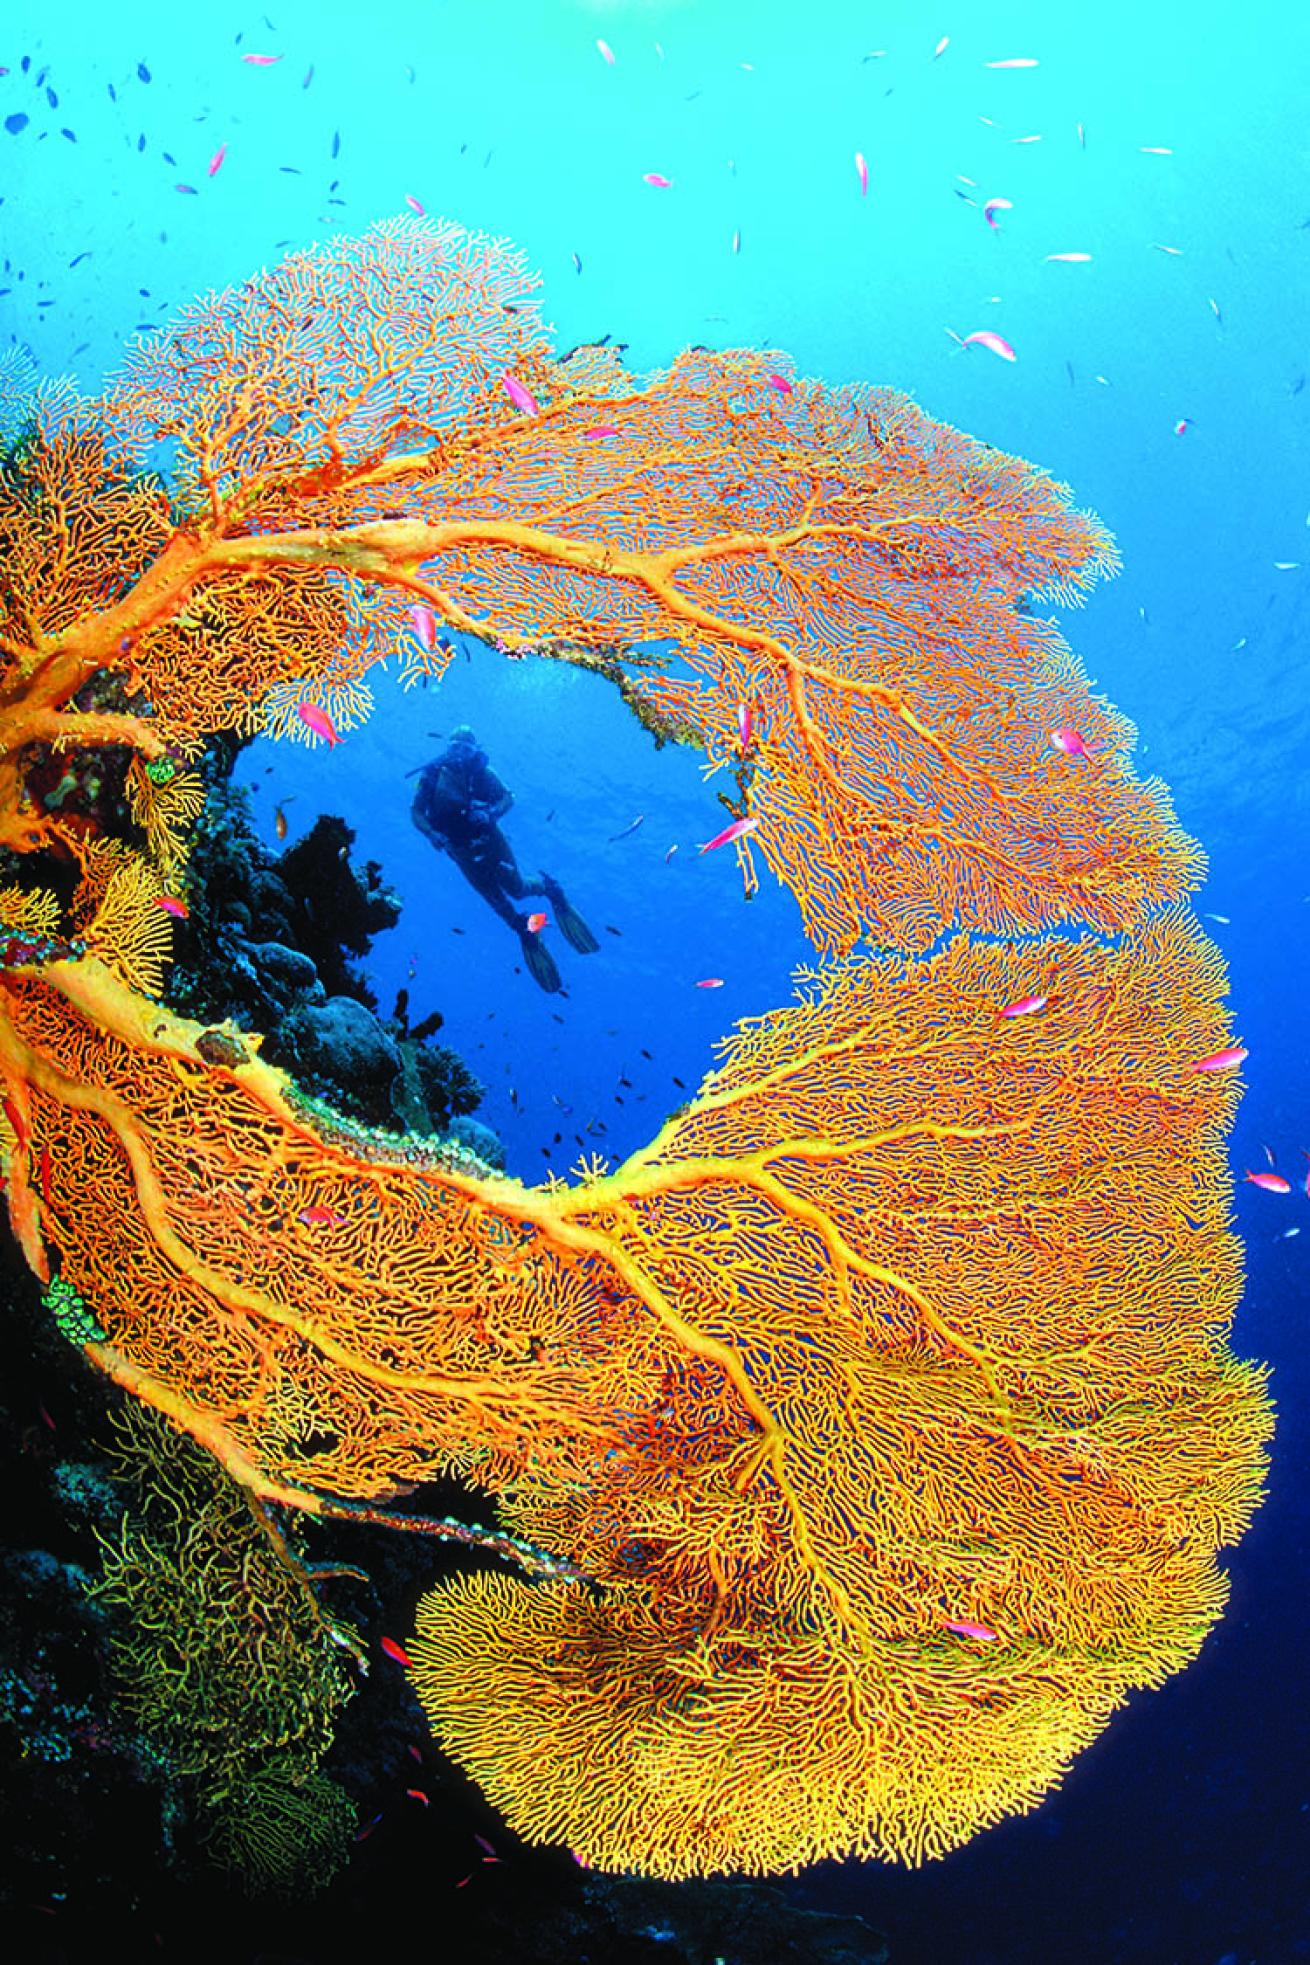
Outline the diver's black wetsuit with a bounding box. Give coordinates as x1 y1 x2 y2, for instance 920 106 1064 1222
411 733 599 992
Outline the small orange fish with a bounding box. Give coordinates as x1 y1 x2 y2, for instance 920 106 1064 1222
1244 1171 1290 1195
1190 1045 1247 1074
525 912 549 934
274 804 289 842
963 328 1017 362
405 1788 430 1807
156 895 188 919
699 814 758 854
296 700 341 746
380 1635 412 1667
502 372 538 415
998 993 1047 1018
3 1096 27 1152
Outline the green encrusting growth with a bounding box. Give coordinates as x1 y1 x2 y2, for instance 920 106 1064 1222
90 1403 358 1896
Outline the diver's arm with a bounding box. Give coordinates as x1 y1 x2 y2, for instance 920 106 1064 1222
411 790 449 851
475 767 514 822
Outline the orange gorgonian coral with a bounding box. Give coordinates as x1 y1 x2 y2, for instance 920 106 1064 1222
0 217 1269 1877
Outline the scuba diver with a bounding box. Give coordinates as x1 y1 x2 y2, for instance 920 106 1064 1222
410 726 599 994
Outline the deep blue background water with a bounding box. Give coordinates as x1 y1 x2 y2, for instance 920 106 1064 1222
3 2 1308 1959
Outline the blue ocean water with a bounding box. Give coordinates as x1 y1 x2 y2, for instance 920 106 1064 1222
3 1 1308 1959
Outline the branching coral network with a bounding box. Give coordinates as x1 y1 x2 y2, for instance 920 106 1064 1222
0 216 1270 1876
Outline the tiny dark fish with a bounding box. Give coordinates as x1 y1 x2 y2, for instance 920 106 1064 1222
61 129 77 143
551 1013 565 1025
331 130 340 158
1065 361 1075 386
451 926 465 935
303 65 315 87
640 1049 653 1060
672 1076 686 1089
46 87 58 108
605 924 622 936
618 1076 633 1089
137 134 146 152
137 60 151 83
572 251 582 273
608 815 644 844
279 165 303 174
107 81 117 101
4 114 30 136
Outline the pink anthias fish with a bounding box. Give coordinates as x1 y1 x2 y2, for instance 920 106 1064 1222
410 604 438 652
1050 725 1092 758
699 813 759 854
696 978 724 989
241 53 282 65
855 150 869 195
736 700 754 749
1046 252 1092 263
985 57 1039 68
405 194 426 215
982 197 1013 231
156 895 189 920
596 38 616 64
643 172 673 188
767 373 793 395
502 373 539 415
582 425 619 439
1174 418 1191 436
207 142 227 177
296 700 341 746
943 1618 999 1641
963 329 1017 362
1302 1152 1310 1201
1190 1045 1248 1074
1245 1170 1291 1195
998 993 1047 1018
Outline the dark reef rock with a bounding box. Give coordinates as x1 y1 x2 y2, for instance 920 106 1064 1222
272 995 404 1126
166 778 493 1148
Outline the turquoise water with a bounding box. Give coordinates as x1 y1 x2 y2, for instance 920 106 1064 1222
4 1 1308 1959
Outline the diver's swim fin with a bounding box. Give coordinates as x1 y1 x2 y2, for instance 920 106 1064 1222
539 873 600 954
519 928 563 994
